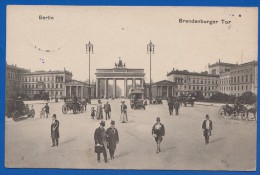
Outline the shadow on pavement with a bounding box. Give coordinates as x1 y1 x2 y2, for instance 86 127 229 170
210 137 225 144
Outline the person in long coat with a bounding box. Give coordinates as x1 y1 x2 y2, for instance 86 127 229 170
152 117 165 153
94 121 108 163
104 101 111 120
51 114 59 147
202 114 213 145
96 100 103 119
174 100 180 115
106 120 119 159
167 99 174 116
120 101 127 123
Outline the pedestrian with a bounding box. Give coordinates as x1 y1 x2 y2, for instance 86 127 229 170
96 100 103 120
167 99 174 116
43 103 50 118
120 101 127 123
174 100 180 115
91 107 96 119
202 114 213 145
104 101 111 120
51 114 59 147
152 117 165 153
106 120 119 160
94 121 109 163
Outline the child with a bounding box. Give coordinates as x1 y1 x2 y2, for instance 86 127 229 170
91 107 96 119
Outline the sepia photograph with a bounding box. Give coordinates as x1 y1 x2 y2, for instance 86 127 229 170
5 5 258 171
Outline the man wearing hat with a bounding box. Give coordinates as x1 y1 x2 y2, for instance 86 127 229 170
106 120 119 160
104 101 111 120
202 114 213 145
152 117 165 153
51 114 59 147
94 121 108 163
120 101 128 122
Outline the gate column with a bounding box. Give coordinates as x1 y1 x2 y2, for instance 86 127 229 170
113 78 116 98
96 78 99 99
124 78 127 98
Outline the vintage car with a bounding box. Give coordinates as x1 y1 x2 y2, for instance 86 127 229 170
129 87 146 110
153 96 163 105
177 94 196 107
5 98 35 121
62 97 85 114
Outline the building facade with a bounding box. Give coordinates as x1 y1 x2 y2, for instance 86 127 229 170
5 63 30 98
228 61 257 96
21 70 73 99
145 80 176 99
65 80 95 99
167 69 219 98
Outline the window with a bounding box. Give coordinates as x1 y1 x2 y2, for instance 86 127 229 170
250 74 253 82
246 75 248 82
238 86 239 91
56 84 58 88
237 76 239 83
241 76 244 82
52 84 54 88
234 77 236 83
60 91 62 95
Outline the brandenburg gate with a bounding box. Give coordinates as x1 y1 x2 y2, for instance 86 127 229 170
95 58 145 98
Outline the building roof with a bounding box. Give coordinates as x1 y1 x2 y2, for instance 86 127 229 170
231 60 257 70
208 61 236 68
167 69 219 77
145 80 176 86
6 64 30 72
65 80 95 86
22 70 73 76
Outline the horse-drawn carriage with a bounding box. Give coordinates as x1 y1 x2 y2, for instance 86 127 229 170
218 103 256 120
62 98 87 114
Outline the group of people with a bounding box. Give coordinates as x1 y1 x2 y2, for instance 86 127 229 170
94 120 119 163
91 100 128 123
92 100 112 120
167 99 181 116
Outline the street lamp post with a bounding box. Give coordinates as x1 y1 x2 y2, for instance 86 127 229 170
147 40 154 104
86 41 94 101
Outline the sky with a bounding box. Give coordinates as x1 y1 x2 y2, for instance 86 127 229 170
6 6 258 82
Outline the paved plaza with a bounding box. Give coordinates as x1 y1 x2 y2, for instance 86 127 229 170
5 99 256 170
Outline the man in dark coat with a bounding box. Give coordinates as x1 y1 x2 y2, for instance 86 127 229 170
168 99 174 116
104 101 111 120
94 121 108 163
202 114 213 145
152 117 165 153
106 120 119 160
51 114 59 147
43 103 50 118
174 100 180 115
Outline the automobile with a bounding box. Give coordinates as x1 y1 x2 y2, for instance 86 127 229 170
5 98 35 121
129 87 146 110
177 94 196 107
153 96 163 105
